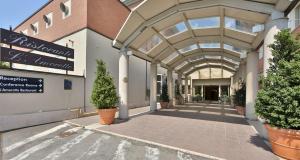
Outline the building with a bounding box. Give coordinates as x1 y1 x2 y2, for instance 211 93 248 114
12 0 154 112
1 0 299 131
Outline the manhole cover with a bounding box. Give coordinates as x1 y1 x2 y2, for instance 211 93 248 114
58 131 77 138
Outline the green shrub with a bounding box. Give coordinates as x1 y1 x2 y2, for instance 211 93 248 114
255 29 300 130
160 79 169 102
234 83 246 107
0 61 9 69
91 60 119 109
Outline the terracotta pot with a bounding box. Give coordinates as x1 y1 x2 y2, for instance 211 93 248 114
265 124 300 160
98 108 117 125
160 102 169 108
235 106 245 115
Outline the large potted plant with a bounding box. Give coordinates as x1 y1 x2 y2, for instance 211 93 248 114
234 83 246 115
160 79 169 108
255 30 300 160
91 60 119 125
0 61 9 69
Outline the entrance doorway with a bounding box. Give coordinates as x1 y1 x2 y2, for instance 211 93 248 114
204 86 219 101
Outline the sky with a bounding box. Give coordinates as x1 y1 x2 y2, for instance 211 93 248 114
0 0 49 29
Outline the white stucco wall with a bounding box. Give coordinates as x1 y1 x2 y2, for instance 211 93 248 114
0 69 85 131
85 29 150 111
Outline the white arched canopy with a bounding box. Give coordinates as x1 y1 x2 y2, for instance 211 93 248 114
114 0 292 73
114 0 295 119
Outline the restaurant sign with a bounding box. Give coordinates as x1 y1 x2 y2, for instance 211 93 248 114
0 28 74 58
0 75 44 93
0 47 74 71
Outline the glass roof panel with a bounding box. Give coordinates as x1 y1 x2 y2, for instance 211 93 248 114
224 44 247 55
189 17 220 29
160 22 188 38
199 43 220 48
195 63 206 68
205 55 222 59
225 17 264 34
178 44 198 53
223 57 240 65
175 61 188 70
162 52 179 64
138 35 162 53
208 62 220 66
189 56 204 62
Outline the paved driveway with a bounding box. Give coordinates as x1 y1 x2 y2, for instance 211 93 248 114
96 104 279 160
1 122 211 160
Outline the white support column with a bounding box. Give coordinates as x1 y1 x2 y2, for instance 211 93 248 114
263 11 288 76
185 77 188 102
167 69 174 106
246 51 259 120
119 51 129 119
150 63 157 111
230 76 234 96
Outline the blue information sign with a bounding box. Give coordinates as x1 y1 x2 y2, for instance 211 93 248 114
0 75 44 93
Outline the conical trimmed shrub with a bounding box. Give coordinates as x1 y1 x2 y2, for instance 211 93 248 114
91 60 119 109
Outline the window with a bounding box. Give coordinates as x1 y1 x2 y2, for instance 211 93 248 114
200 43 220 48
30 22 39 35
43 13 53 28
178 44 198 53
139 35 162 53
60 0 71 19
225 17 264 34
162 52 179 64
160 22 187 38
189 17 220 29
157 74 163 95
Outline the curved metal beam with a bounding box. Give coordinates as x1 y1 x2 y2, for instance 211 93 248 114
183 65 236 76
178 59 237 73
115 0 274 50
169 51 241 68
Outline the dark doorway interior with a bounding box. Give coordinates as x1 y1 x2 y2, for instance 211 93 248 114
205 86 219 101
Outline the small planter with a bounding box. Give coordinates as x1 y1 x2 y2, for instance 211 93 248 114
235 106 245 115
98 108 117 125
160 102 169 108
265 124 300 160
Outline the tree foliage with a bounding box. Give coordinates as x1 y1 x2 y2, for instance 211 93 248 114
255 29 300 130
160 78 169 102
91 60 119 109
0 61 9 69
